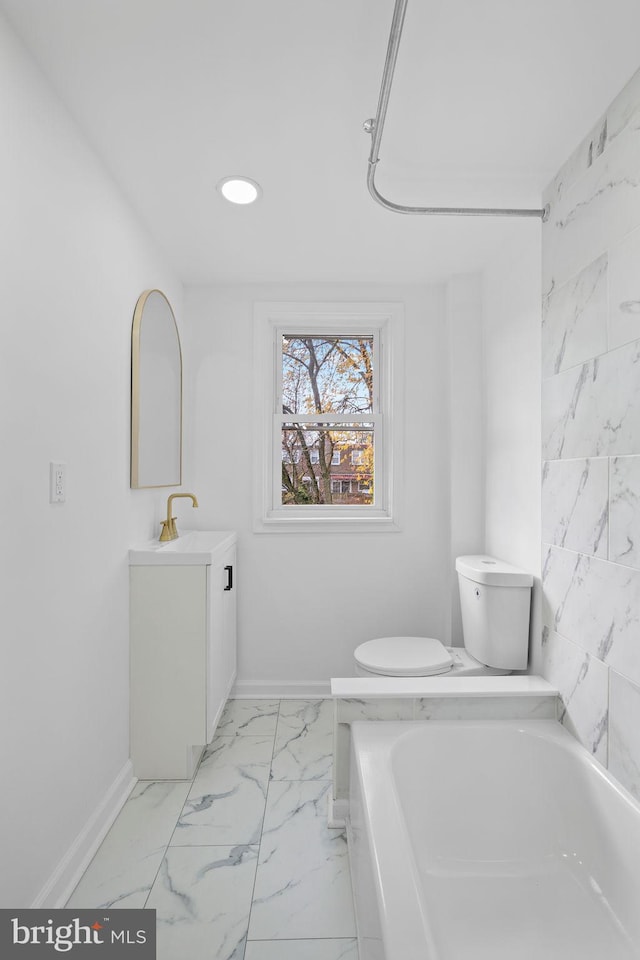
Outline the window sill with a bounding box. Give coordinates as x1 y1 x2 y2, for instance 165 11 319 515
254 511 401 534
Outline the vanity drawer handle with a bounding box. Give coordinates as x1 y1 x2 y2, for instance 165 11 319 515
224 565 233 591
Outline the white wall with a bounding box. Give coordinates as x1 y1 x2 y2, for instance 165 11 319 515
184 282 474 691
482 227 543 663
446 274 486 644
0 14 182 906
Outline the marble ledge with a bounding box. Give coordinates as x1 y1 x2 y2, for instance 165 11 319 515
330 676 557 699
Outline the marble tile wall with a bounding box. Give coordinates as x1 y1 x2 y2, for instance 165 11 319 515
540 63 640 802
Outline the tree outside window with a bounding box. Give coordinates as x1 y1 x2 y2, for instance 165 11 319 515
280 335 374 505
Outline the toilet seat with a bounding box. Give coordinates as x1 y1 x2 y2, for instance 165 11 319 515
353 636 454 677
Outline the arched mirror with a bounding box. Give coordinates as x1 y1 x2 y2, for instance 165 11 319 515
131 289 182 488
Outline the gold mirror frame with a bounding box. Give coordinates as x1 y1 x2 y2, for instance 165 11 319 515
131 289 183 488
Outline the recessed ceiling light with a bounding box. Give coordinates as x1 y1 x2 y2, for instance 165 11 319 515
217 176 261 205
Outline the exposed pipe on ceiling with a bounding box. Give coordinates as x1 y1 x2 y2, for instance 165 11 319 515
364 0 550 221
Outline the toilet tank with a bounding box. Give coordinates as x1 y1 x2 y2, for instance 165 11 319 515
455 555 533 670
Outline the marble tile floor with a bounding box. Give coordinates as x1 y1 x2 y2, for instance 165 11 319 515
67 699 358 960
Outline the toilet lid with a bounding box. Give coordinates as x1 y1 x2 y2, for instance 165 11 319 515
354 636 453 677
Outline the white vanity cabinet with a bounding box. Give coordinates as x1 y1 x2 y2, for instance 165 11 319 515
129 530 237 779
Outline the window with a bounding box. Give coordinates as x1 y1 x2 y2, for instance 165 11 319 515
331 479 356 499
282 447 301 464
253 302 404 532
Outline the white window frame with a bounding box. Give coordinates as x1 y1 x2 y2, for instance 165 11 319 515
331 449 341 465
253 301 404 533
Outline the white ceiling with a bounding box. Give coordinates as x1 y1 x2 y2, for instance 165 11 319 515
3 0 640 284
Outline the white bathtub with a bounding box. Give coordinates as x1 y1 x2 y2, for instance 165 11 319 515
347 720 640 960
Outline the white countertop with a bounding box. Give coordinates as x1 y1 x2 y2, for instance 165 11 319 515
129 529 236 565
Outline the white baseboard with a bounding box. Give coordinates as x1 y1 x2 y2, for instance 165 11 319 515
232 680 332 699
32 760 137 908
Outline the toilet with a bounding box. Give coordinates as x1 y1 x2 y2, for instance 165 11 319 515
354 555 533 678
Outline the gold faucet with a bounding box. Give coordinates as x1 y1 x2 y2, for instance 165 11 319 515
159 492 199 541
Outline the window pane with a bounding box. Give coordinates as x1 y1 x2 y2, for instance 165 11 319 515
281 426 374 505
282 336 373 415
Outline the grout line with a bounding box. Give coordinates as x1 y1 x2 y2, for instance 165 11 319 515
607 456 611 564
245 937 358 950
243 698 283 959
141 773 199 909
606 664 612 772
